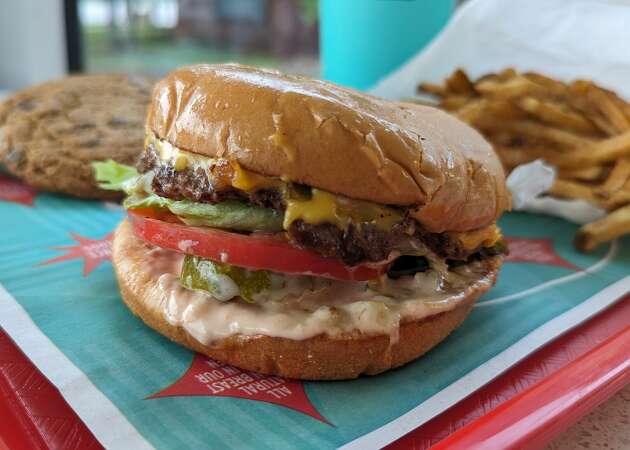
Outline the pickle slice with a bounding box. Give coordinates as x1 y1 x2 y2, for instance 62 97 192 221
180 255 271 303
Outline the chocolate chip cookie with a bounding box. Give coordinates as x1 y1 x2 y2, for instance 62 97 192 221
0 74 152 200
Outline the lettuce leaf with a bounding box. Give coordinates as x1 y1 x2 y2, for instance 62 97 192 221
94 160 284 232
125 194 284 232
92 160 139 191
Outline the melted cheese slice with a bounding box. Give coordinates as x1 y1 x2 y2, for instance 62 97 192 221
151 135 208 169
283 189 404 230
284 189 340 228
230 162 282 191
149 133 280 190
450 224 502 251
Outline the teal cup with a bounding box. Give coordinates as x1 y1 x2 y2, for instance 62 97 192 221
319 0 455 90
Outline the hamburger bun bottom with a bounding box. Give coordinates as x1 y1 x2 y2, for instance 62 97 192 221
113 219 501 380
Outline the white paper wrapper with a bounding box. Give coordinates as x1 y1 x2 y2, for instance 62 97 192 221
506 160 606 224
371 0 629 224
521 197 606 224
506 160 556 210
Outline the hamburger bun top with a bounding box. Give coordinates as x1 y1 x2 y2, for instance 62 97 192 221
147 64 510 232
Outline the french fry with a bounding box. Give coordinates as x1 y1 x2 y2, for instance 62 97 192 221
522 72 568 98
418 82 447 97
586 86 630 133
457 99 524 125
476 76 547 100
494 146 549 168
477 68 518 84
440 95 472 111
555 130 630 168
599 158 630 194
488 130 532 147
568 81 626 136
613 95 630 123
496 67 518 81
419 68 630 252
558 180 630 211
600 189 630 210
474 67 518 85
455 98 489 122
595 84 630 122
574 204 630 251
483 99 526 121
550 179 600 204
583 111 620 137
568 79 591 96
497 120 594 150
515 97 599 135
558 165 607 182
445 68 476 96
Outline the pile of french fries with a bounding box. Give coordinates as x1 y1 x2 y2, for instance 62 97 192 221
419 68 630 252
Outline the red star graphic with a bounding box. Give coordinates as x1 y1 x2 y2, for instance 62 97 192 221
504 236 579 270
0 173 37 206
39 233 113 276
148 354 330 425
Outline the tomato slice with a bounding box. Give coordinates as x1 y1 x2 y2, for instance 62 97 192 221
128 211 387 281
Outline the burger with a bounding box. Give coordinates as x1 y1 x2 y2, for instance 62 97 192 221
96 64 510 380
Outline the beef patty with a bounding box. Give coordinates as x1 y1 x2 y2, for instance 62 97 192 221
137 146 501 265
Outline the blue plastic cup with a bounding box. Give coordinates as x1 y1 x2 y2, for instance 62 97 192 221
319 0 455 90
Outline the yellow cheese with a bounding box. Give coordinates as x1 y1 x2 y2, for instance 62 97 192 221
450 224 502 251
284 189 340 229
283 188 403 230
173 154 188 171
230 162 282 192
150 134 209 170
152 136 179 161
148 133 282 191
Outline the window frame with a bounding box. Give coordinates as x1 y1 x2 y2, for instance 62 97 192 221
64 0 84 72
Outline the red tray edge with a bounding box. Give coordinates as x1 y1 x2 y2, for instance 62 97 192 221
429 325 630 450
0 353 48 450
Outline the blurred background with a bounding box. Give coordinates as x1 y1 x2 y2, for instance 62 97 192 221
0 0 321 91
0 0 464 92
78 0 320 76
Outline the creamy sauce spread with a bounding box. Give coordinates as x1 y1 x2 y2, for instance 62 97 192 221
129 235 498 346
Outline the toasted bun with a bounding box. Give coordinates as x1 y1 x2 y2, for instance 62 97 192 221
147 64 509 232
113 219 501 380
